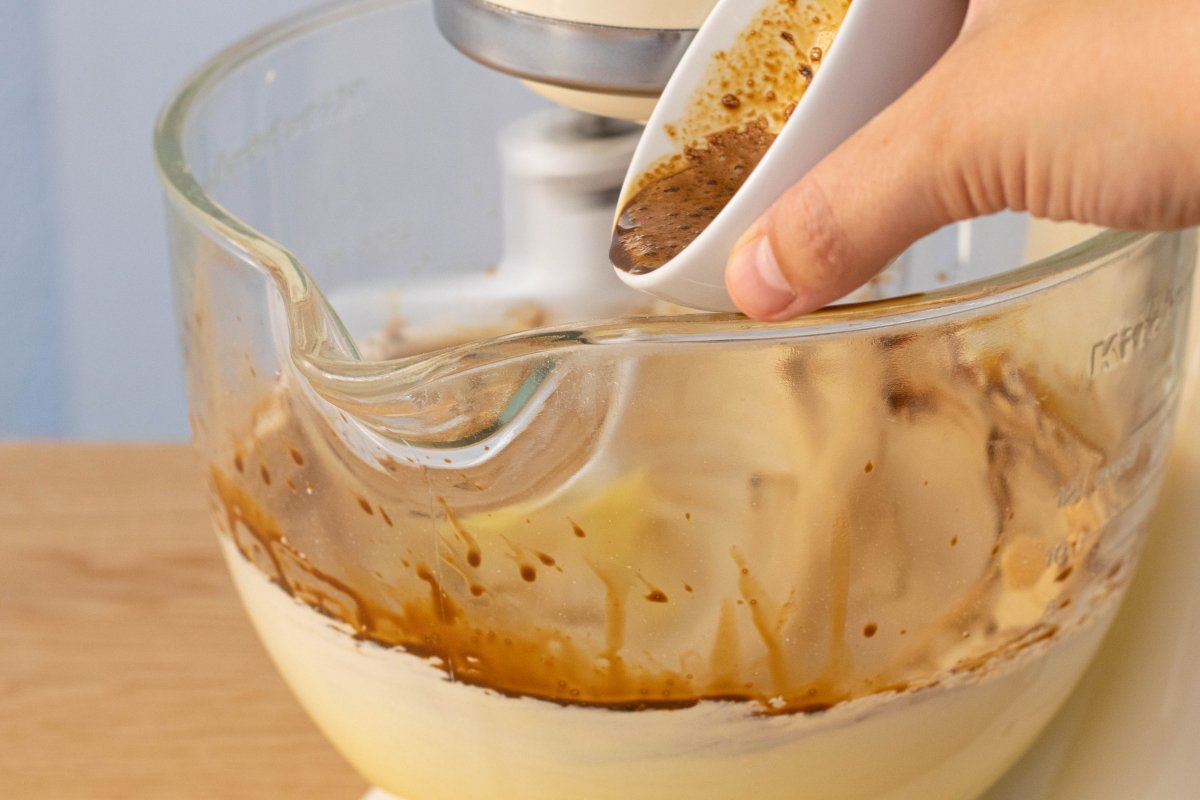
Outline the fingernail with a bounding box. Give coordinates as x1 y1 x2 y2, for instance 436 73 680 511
726 235 797 319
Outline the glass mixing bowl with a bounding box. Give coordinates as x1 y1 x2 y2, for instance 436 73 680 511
155 2 1197 798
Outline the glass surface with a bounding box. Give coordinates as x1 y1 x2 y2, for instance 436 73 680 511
156 2 1197 798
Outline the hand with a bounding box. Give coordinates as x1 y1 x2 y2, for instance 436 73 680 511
724 0 1200 321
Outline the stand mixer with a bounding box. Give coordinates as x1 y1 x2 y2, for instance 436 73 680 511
154 2 1200 799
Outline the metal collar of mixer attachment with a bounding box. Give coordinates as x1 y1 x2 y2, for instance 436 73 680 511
432 0 697 96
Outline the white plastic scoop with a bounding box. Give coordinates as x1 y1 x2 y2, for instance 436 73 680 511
611 0 968 311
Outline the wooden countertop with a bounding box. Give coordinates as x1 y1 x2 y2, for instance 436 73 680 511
0 443 366 799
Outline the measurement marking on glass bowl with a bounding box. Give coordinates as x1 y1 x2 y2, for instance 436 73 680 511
208 77 369 189
1088 284 1190 377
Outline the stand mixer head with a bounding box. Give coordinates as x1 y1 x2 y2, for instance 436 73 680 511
433 0 716 120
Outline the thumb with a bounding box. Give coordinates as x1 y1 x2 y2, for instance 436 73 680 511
725 58 981 321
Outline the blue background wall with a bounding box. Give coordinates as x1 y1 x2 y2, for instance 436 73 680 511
1 0 309 439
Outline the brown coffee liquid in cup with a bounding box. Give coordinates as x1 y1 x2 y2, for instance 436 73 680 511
610 121 776 275
609 0 850 276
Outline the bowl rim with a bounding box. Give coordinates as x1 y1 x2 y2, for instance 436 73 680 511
152 0 1157 380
